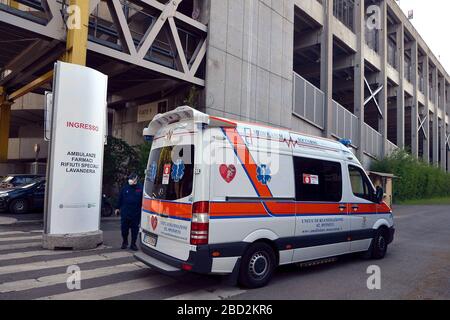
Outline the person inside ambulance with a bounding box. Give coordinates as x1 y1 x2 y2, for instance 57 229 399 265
115 173 143 251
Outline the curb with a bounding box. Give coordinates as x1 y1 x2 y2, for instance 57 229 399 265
0 217 18 225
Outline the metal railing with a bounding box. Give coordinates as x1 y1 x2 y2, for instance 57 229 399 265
333 0 355 32
293 72 325 129
364 124 383 159
331 100 359 146
404 56 412 83
387 38 397 69
386 139 398 156
292 74 393 160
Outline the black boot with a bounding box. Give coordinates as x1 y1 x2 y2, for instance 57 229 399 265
129 243 138 251
121 241 128 249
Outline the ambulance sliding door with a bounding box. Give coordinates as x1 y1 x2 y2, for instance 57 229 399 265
292 157 351 262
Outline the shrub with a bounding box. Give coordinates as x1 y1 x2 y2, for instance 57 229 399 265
371 150 450 202
134 141 152 179
103 136 139 193
103 136 152 197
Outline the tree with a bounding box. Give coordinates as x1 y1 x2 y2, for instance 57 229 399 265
103 136 139 193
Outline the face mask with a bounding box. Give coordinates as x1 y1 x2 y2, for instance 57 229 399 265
128 179 137 185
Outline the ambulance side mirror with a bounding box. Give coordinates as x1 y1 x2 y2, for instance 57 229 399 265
375 186 384 204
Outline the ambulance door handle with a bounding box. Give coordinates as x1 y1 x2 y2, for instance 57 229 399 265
338 204 346 212
351 204 359 211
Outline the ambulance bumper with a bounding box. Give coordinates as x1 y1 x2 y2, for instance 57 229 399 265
135 240 213 275
134 251 183 275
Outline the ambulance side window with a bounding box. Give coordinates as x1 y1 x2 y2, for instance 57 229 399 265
293 157 342 202
348 165 374 202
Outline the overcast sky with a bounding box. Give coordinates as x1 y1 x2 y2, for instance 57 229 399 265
398 0 450 71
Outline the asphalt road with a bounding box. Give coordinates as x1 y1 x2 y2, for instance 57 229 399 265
0 205 448 300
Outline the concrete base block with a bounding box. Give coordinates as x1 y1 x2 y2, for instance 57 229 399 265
43 230 103 250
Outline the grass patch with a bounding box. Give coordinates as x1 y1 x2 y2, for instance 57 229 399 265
397 197 450 205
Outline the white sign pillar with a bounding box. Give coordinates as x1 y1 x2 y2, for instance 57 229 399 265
43 61 108 250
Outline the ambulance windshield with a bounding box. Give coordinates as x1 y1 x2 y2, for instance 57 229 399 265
145 145 195 201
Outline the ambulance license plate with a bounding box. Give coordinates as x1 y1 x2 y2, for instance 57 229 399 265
143 232 158 247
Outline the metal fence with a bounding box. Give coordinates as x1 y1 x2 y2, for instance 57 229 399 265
293 73 325 129
364 124 383 159
333 0 355 32
292 73 394 160
331 100 359 146
386 139 399 156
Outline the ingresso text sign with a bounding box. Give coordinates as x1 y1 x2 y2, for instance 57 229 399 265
45 62 108 234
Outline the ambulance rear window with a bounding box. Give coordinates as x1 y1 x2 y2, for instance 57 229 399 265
145 145 194 201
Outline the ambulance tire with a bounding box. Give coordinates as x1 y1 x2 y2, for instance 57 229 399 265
370 228 388 259
238 242 276 289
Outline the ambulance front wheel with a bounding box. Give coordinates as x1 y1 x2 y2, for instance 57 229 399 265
370 228 389 259
238 242 276 289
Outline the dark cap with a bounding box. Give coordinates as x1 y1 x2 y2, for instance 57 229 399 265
128 173 138 180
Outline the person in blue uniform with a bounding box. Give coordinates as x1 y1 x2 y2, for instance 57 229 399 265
115 173 143 251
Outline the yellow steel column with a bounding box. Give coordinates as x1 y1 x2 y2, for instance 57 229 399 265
8 1 19 9
64 0 90 65
7 0 91 102
0 88 12 162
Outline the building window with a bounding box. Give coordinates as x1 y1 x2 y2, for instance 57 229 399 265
348 165 375 201
294 157 343 202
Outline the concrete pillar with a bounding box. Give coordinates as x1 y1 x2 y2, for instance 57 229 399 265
0 88 11 162
378 0 388 157
396 24 405 148
432 67 439 166
321 0 333 138
422 55 430 163
410 41 419 158
440 77 447 170
354 0 365 160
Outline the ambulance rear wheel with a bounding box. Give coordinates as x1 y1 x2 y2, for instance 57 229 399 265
238 242 276 288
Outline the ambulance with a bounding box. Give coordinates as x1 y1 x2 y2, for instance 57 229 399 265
134 106 395 288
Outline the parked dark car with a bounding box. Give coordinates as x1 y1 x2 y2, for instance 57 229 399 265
0 174 44 189
0 177 114 216
0 178 46 214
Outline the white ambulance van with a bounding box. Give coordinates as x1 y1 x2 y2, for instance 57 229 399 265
134 106 395 288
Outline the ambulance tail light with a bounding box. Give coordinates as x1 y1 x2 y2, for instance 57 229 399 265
190 201 209 245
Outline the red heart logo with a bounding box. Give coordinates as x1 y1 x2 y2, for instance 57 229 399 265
151 215 158 230
219 164 236 183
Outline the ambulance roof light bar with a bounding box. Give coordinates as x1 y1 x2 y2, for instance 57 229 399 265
339 139 352 147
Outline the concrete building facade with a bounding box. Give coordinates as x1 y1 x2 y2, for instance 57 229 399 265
0 0 449 174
